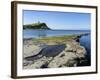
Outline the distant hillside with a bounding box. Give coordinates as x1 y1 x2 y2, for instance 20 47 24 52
23 22 51 30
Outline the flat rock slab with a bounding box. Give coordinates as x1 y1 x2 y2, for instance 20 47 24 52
23 44 42 58
23 39 87 69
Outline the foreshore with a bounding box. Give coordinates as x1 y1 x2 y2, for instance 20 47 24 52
23 34 88 69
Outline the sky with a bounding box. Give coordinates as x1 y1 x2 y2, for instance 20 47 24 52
23 10 91 30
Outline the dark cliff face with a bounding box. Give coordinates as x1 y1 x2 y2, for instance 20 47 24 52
23 23 50 30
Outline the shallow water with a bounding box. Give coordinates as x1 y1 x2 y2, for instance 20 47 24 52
79 34 91 66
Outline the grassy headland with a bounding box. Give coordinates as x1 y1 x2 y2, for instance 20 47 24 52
23 22 50 30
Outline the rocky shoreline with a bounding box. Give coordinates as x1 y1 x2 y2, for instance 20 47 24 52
23 35 87 69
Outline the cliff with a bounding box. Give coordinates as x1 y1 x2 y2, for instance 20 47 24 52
23 22 50 30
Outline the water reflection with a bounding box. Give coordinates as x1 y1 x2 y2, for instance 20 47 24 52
37 30 47 38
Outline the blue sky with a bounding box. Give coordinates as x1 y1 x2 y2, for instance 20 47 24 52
23 10 91 30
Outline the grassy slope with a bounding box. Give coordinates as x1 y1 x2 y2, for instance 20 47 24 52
23 23 50 30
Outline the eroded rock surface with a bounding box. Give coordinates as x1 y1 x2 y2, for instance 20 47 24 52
23 39 87 69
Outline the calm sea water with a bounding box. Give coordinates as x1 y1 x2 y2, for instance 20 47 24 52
23 29 90 38
23 29 91 66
